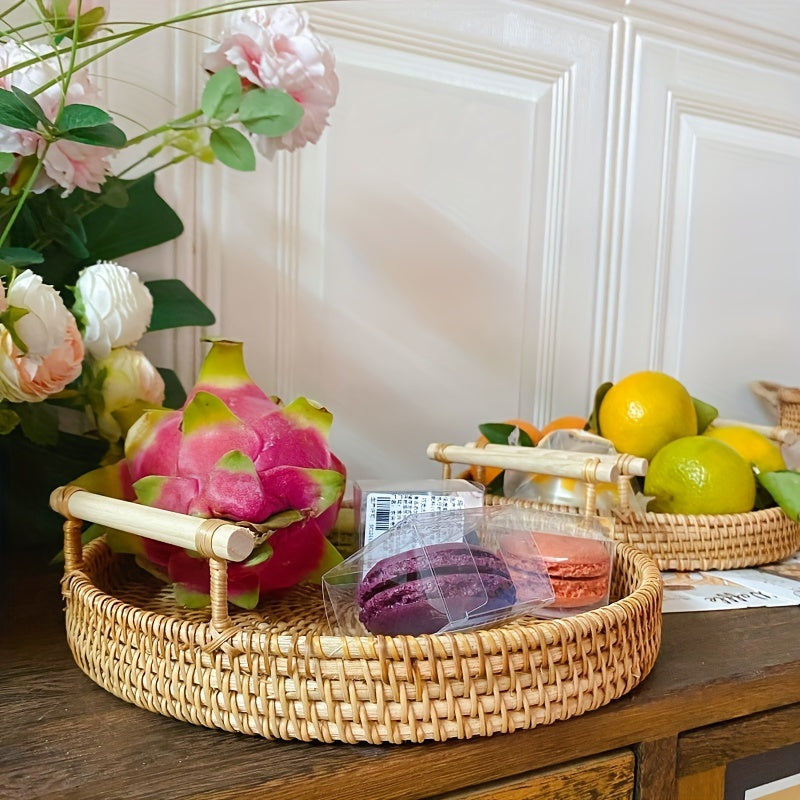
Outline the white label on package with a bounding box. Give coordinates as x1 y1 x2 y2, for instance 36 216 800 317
364 492 467 545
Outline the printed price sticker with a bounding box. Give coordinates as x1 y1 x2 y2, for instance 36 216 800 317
363 492 467 545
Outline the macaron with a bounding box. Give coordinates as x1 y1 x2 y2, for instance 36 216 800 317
357 543 517 636
504 532 611 609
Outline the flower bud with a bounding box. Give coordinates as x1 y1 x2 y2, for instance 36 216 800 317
87 347 165 441
74 261 153 360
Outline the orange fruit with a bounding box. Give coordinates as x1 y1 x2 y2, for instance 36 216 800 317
540 415 588 437
469 418 542 485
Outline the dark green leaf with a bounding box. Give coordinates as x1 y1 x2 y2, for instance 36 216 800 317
757 470 800 521
478 422 534 447
0 406 20 434
484 471 506 496
76 173 183 263
239 88 303 136
16 402 60 446
61 122 127 148
93 177 129 208
56 103 112 131
210 126 255 171
10 86 50 127
587 381 613 436
146 279 215 331
692 397 719 434
0 246 43 266
156 367 187 410
0 151 15 173
201 66 242 121
0 88 41 130
0 305 31 352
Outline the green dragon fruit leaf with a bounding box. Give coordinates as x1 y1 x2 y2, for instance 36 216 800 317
132 474 198 513
182 390 240 434
72 460 131 500
283 396 333 438
244 542 273 567
215 449 257 475
241 509 304 533
106 527 147 556
125 408 174 459
197 338 251 388
302 537 344 583
173 584 212 609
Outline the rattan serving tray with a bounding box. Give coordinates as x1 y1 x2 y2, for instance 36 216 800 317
52 486 662 745
430 437 800 572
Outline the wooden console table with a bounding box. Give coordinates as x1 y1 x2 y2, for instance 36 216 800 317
2 549 799 800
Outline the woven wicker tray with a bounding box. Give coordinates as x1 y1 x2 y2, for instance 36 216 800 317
51 486 662 745
429 436 800 572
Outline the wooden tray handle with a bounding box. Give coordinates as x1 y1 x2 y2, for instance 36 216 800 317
427 442 649 516
427 443 648 482
50 486 257 632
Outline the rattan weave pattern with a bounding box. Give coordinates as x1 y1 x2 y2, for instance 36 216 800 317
484 495 800 572
62 537 662 745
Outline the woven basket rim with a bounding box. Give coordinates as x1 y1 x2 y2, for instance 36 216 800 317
67 537 662 659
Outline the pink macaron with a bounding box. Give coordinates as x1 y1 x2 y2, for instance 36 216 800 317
503 532 612 610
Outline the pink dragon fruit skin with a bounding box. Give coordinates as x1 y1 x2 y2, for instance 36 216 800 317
105 339 346 608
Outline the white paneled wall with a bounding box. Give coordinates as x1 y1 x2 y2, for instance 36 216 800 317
105 1 800 481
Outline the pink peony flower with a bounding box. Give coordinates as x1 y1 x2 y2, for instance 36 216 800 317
0 278 6 313
202 5 339 157
0 40 112 194
0 270 85 402
0 315 84 403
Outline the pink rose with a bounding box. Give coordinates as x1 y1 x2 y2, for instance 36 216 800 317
0 40 112 194
0 315 84 403
202 5 339 157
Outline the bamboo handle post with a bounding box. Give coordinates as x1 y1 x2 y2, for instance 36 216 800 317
427 443 624 483
49 487 255 562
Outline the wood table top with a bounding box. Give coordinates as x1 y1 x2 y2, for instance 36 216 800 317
2 548 800 800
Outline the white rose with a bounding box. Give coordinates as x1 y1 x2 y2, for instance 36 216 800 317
89 347 165 441
75 261 153 359
6 269 71 358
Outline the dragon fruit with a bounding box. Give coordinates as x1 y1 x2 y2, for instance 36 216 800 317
76 339 346 608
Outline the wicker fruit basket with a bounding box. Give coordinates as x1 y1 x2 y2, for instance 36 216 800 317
51 485 662 745
429 436 800 572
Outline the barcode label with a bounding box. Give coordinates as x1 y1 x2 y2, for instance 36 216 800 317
363 492 467 545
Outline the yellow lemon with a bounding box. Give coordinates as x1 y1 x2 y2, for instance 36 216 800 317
598 371 697 461
703 425 786 474
643 436 756 514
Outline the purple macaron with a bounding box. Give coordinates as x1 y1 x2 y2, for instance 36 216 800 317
357 543 517 636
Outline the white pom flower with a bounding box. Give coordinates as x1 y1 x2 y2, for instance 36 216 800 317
75 261 154 359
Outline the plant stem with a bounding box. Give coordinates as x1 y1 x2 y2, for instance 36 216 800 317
125 109 203 148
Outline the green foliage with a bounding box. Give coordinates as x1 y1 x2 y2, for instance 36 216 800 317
587 381 613 436
0 88 40 130
239 88 303 136
201 66 243 121
146 279 216 331
692 397 719 434
757 471 800 521
478 422 536 447
210 126 256 171
157 367 188 410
